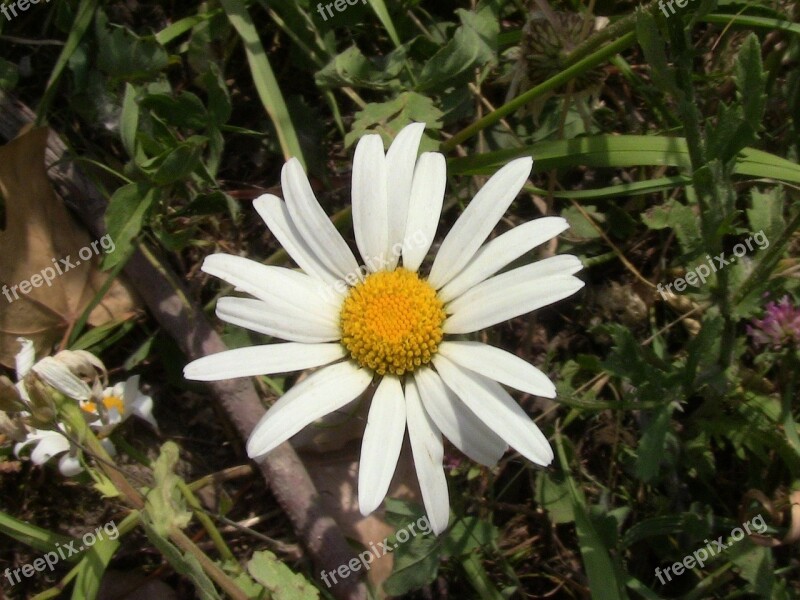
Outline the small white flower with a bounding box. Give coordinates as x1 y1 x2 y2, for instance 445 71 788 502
82 375 157 436
184 123 584 534
14 427 83 477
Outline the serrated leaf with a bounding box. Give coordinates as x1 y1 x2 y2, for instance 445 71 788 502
344 92 443 147
736 34 767 134
635 10 679 97
635 402 674 482
247 550 319 600
144 441 192 536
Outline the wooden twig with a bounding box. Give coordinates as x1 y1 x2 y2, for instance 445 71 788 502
0 90 366 600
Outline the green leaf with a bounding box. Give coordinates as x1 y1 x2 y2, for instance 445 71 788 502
220 0 306 167
728 540 776 596
103 183 159 270
746 187 784 240
120 83 141 160
138 136 208 184
72 536 120 600
556 434 629 600
0 57 19 91
96 18 169 80
635 9 679 97
736 34 767 134
247 550 319 600
139 92 210 130
642 199 702 256
417 6 498 91
536 470 575 524
441 517 498 557
144 442 192 537
383 533 440 596
447 136 800 185
635 402 674 482
345 92 443 147
0 510 72 556
138 517 221 600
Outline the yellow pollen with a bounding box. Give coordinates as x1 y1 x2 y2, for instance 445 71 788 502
340 268 445 376
80 395 125 415
103 395 125 413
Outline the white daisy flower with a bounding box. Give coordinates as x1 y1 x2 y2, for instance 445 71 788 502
81 375 158 436
184 122 584 534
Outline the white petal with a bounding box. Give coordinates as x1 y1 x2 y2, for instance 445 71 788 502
246 361 372 458
29 430 70 465
32 358 92 401
216 297 340 342
444 256 584 334
15 337 35 380
58 453 84 477
402 152 447 272
386 122 426 268
184 343 345 381
428 157 533 288
438 217 569 302
433 355 553 466
414 367 507 466
405 378 450 535
282 158 361 281
129 394 158 430
439 341 556 398
352 134 390 272
203 254 341 324
253 194 340 286
358 376 406 515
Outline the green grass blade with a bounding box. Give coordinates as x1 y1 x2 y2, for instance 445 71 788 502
36 0 99 123
0 510 72 556
366 0 402 48
555 431 628 600
220 0 306 167
448 136 800 186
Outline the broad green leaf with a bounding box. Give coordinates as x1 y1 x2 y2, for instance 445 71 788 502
103 183 159 270
536 471 575 524
120 83 141 160
247 550 319 600
728 540 776 596
417 6 498 91
96 17 169 80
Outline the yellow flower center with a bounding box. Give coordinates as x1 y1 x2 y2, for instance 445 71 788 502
340 268 445 376
81 395 125 415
